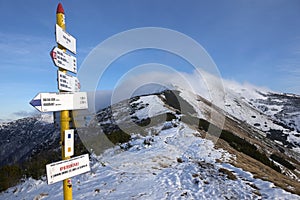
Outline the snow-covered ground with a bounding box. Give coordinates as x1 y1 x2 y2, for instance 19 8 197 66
1 122 299 200
134 95 171 119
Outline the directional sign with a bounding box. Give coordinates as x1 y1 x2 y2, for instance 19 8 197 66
58 71 80 92
50 47 77 73
46 154 90 185
55 24 76 54
30 92 88 112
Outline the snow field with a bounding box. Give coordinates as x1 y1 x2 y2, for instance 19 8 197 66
1 123 299 199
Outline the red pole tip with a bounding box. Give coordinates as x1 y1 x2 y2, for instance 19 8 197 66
56 3 64 14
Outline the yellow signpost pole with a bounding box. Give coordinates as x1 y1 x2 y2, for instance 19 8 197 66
56 3 72 200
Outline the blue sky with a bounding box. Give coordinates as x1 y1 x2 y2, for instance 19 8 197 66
0 0 300 121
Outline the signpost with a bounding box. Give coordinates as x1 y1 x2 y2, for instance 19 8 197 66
55 24 77 54
51 47 77 73
46 154 90 185
29 3 89 199
30 92 88 112
58 71 80 92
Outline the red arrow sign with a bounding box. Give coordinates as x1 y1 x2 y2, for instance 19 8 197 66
50 47 77 73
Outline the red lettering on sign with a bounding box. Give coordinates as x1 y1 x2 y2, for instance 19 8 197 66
60 162 79 171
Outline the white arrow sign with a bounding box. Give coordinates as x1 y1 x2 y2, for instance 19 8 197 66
30 92 88 112
55 24 76 54
58 71 80 92
50 47 77 73
46 154 90 185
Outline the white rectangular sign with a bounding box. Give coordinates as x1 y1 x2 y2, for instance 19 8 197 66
58 71 80 92
64 129 74 157
51 47 77 73
55 24 76 54
30 92 88 112
46 154 90 185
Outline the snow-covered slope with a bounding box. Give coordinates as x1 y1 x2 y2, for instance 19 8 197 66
222 83 300 153
1 122 299 199
1 82 300 199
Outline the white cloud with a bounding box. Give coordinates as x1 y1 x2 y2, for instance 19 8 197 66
13 110 38 117
74 68 276 129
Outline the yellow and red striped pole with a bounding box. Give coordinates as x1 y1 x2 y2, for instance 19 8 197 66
56 3 72 200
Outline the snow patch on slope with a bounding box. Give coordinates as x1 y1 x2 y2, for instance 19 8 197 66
134 95 170 119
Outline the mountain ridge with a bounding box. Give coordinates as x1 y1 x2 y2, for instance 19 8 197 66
1 84 300 199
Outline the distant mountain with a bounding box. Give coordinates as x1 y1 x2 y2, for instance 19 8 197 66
1 82 300 199
0 115 59 167
0 114 87 192
223 85 300 152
